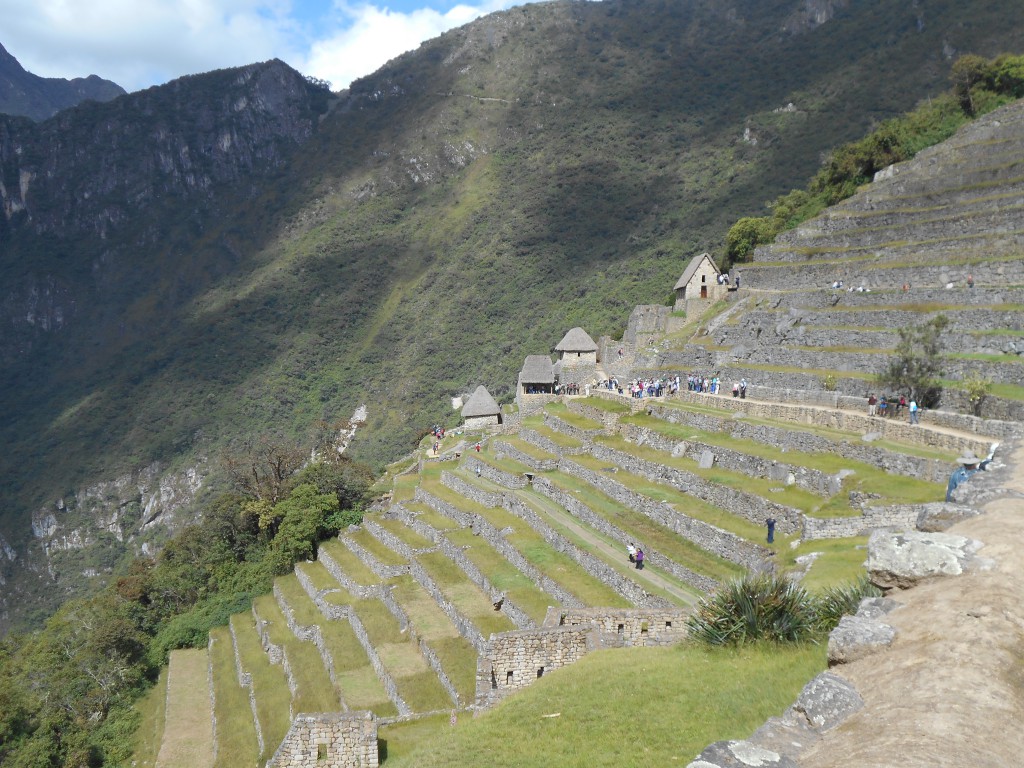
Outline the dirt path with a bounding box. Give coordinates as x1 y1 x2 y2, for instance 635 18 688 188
799 440 1024 768
155 648 215 768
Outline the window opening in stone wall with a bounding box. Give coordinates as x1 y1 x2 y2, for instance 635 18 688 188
490 670 497 689
506 670 514 685
317 743 328 761
666 621 672 628
537 667 545 678
617 623 624 634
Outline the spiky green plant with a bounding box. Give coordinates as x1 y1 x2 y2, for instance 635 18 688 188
811 575 882 633
686 574 817 646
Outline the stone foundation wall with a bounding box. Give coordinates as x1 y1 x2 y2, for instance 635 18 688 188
266 713 378 768
475 626 597 707
545 607 691 647
802 504 922 540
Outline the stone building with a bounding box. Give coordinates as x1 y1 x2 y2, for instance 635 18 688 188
516 354 557 414
461 385 502 429
266 712 378 768
553 327 599 388
673 252 725 312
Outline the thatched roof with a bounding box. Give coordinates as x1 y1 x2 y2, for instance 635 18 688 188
519 355 554 384
554 327 598 352
673 252 719 290
461 385 501 418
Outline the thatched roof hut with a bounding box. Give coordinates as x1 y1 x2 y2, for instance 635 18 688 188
554 327 598 353
462 385 501 428
520 355 555 385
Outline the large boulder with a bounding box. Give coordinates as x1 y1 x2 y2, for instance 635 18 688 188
827 614 897 665
866 530 991 590
687 740 798 768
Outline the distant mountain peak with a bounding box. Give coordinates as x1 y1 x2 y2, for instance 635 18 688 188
0 40 125 121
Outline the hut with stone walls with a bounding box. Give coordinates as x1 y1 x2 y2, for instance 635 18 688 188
461 385 502 429
674 252 726 313
516 355 557 414
553 327 599 388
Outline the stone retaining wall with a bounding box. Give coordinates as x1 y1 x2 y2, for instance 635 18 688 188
501 494 661 607
802 504 922 540
555 457 770 576
474 625 597 708
228 617 266 757
519 427 587 455
586 442 803 534
619 423 839 496
492 439 560 471
543 411 604 442
462 455 528 489
545 606 691 647
640 401 951 484
531 474 718 593
266 712 378 768
207 635 219 765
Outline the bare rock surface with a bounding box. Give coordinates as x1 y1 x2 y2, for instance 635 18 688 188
865 529 990 589
799 440 1024 768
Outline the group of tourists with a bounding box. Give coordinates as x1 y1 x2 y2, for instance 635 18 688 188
686 373 721 393
555 382 582 395
626 542 645 569
866 394 919 423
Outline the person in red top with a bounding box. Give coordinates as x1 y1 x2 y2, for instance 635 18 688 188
868 394 877 417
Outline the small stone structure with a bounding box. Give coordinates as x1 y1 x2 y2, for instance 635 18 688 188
461 385 502 429
266 712 378 768
516 354 557 414
475 625 599 707
545 607 690 647
673 252 726 312
553 327 599 387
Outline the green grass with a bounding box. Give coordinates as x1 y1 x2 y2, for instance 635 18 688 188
377 517 436 550
544 471 744 583
383 642 827 768
209 626 261 768
318 539 382 586
493 436 559 462
252 594 341 714
576 396 631 414
521 416 584 449
130 664 168 768
544 402 604 431
229 613 293 762
417 550 517 637
783 537 871 592
445 526 556 623
347 526 408 567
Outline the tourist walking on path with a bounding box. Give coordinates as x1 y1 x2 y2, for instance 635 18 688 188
627 542 637 563
868 394 877 417
765 517 776 544
909 399 919 424
635 548 644 570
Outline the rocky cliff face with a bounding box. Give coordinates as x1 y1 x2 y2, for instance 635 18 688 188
0 42 126 121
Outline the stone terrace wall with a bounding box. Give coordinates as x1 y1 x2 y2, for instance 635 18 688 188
546 607 690 647
493 439 560 471
555 457 770 577
266 712 378 768
585 442 803 534
642 401 951 484
619 423 840 496
802 504 923 540
474 625 597 708
531 474 719 593
462 455 528 489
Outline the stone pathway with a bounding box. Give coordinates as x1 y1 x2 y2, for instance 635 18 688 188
155 648 215 768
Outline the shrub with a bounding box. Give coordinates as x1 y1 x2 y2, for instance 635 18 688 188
686 574 816 645
811 576 882 634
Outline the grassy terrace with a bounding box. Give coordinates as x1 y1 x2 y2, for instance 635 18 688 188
318 539 383 586
350 594 454 713
620 413 944 507
543 401 604 431
229 613 292 761
543 470 743 584
402 503 462 530
521 415 584 449
389 574 478 703
346 526 408 567
417 550 517 637
209 627 260 768
592 434 823 514
566 451 769 542
786 536 871 591
450 469 630 607
444 525 556 624
493 435 559 462
252 594 342 715
130 664 167 768
376 517 436 550
576 396 631 414
647 397 955 462
514 489 697 606
385 642 827 768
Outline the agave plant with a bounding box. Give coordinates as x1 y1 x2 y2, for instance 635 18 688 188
687 574 817 646
811 575 882 634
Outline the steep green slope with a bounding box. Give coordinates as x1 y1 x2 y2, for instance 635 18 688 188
2 0 1023 629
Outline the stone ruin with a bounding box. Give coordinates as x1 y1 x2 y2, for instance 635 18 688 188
266 712 378 768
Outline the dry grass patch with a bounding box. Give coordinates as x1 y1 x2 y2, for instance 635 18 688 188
130 665 167 768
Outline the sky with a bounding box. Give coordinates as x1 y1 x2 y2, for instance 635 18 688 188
0 0 530 94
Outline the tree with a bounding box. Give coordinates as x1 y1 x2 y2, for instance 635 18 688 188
963 374 993 417
950 54 990 115
876 315 949 405
725 216 775 265
222 434 306 504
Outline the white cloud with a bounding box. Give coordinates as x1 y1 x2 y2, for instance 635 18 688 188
301 1 507 91
0 0 521 94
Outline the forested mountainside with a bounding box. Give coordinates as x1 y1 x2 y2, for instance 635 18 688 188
1 0 1022 631
0 42 125 121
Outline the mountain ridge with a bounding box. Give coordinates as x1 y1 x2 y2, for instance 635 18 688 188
0 41 125 121
1 0 1023 631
